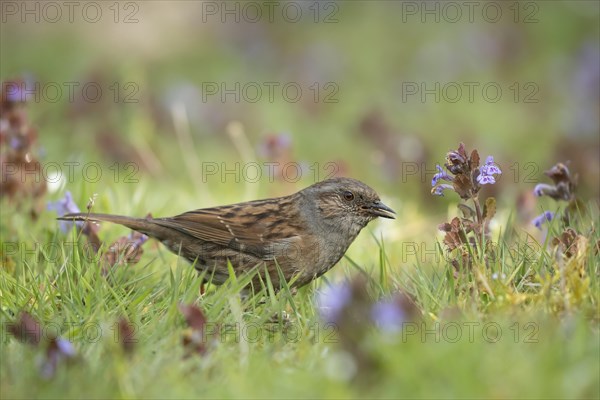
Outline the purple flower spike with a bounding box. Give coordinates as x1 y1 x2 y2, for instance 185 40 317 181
478 156 502 184
47 191 82 233
532 211 554 229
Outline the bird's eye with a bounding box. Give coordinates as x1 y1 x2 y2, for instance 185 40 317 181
343 191 354 201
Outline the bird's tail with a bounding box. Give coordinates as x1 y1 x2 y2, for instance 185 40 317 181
58 213 156 234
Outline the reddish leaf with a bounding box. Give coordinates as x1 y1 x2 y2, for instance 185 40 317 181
552 228 584 259
179 303 207 332
457 142 467 159
443 232 462 251
438 222 453 232
544 163 571 185
179 303 210 356
116 317 137 354
453 174 472 200
8 312 42 346
470 149 480 168
392 291 420 321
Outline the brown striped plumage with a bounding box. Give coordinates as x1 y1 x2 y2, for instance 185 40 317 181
59 178 395 289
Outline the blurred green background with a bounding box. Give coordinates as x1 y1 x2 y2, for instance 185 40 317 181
2 0 598 202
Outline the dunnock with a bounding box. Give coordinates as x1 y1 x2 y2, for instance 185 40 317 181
59 177 395 289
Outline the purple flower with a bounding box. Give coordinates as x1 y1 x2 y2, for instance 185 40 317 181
5 84 24 103
477 174 496 185
371 300 405 333
533 183 554 197
47 191 82 233
40 337 77 379
55 337 76 357
316 282 352 324
431 184 453 196
447 150 466 164
477 156 502 185
532 211 554 229
9 136 21 150
431 165 453 186
128 231 149 248
4 77 36 103
480 156 502 176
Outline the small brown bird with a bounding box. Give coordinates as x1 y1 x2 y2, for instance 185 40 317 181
59 177 395 289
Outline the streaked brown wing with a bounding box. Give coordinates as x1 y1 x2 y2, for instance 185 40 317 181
152 197 303 259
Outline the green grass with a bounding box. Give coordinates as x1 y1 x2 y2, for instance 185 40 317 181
1 184 599 399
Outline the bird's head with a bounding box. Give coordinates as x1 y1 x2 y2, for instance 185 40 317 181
301 177 395 230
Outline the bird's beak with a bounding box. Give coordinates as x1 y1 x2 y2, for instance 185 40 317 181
368 201 396 219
